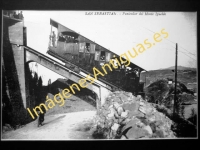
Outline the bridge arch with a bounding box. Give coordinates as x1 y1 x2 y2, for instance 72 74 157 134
25 46 111 112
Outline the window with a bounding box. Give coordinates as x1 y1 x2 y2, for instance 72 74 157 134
100 51 105 61
85 43 90 53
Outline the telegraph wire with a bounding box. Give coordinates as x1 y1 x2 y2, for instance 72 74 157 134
179 46 196 56
178 51 197 61
140 26 197 57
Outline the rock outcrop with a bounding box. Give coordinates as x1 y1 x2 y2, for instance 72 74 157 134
93 91 176 139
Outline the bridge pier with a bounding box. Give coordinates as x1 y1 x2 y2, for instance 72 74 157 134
3 15 27 125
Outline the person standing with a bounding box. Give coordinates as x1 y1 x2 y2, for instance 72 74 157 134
37 106 46 127
18 11 23 20
51 31 56 47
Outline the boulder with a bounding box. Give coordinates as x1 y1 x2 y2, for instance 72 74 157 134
122 102 140 117
111 123 120 131
121 110 129 118
113 102 120 110
153 130 164 138
113 97 123 104
125 126 148 139
120 135 127 139
143 125 153 135
117 107 124 116
148 114 156 122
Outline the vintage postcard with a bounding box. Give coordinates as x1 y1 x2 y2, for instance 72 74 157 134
2 10 197 140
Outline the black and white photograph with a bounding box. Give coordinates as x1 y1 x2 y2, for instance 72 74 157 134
1 10 197 140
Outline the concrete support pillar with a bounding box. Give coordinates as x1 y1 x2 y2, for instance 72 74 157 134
11 44 26 108
3 15 27 126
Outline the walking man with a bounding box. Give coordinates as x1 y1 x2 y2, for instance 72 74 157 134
37 106 46 127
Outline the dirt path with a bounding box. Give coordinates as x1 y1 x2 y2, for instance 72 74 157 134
2 111 97 140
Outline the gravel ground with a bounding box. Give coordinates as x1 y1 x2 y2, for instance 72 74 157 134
2 94 97 140
2 111 97 140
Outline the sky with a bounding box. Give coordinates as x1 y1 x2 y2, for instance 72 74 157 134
22 11 197 85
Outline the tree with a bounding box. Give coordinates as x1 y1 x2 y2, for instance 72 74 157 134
37 76 43 103
145 79 169 104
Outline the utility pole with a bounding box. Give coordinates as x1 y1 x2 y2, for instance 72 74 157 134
173 43 178 116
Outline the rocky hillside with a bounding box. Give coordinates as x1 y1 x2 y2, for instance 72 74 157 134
93 91 176 139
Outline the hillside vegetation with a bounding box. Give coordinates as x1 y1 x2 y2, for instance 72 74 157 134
144 79 197 137
140 67 197 87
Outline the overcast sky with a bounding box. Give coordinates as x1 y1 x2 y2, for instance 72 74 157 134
22 11 197 85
